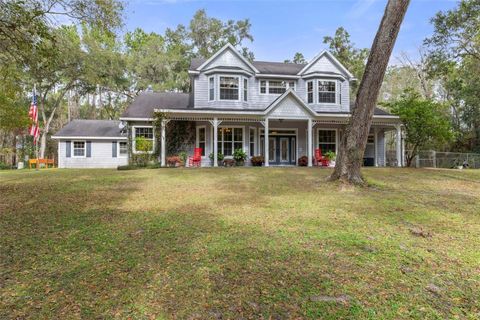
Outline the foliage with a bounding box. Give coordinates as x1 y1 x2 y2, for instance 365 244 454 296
132 137 153 167
323 27 369 96
209 152 225 161
0 162 12 170
189 9 254 59
179 151 188 165
325 151 336 161
284 52 306 64
250 156 264 166
117 164 138 171
233 149 247 163
383 89 453 166
297 156 308 166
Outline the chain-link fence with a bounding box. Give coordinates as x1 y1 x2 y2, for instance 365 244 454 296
386 150 480 169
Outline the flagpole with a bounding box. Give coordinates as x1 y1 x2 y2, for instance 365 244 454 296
34 84 39 171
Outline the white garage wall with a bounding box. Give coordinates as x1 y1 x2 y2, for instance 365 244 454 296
58 139 128 169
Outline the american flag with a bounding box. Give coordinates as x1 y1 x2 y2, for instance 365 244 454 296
28 89 39 144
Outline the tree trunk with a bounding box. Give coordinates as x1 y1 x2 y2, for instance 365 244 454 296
329 0 410 184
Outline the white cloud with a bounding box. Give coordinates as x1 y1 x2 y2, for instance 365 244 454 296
347 0 378 19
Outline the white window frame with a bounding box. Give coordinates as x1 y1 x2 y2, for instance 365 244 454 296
259 80 296 95
317 80 337 104
306 80 314 104
249 127 256 157
132 125 155 154
316 128 338 155
72 140 86 158
118 141 128 157
218 75 240 101
217 125 245 158
208 76 215 101
196 125 207 158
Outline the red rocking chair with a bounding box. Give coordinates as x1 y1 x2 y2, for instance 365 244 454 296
314 148 330 167
188 148 203 167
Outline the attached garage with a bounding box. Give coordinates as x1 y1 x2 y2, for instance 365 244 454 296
52 120 128 169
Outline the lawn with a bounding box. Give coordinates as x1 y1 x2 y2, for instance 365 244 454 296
1 168 479 319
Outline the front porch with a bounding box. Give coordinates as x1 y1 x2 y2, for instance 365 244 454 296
156 116 401 168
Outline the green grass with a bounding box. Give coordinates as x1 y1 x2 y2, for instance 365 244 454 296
1 167 479 319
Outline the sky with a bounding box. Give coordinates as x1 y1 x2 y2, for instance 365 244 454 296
124 0 459 64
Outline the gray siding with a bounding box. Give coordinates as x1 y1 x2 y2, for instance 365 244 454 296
193 49 351 112
58 140 128 168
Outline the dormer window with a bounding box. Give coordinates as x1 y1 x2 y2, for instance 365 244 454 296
209 76 215 101
219 76 239 100
318 80 336 104
260 80 295 95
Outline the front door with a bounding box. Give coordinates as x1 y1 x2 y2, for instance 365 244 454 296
270 136 296 165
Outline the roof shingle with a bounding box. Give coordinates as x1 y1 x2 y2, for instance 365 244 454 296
53 120 125 138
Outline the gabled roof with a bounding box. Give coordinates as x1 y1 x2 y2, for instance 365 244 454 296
52 120 126 138
297 51 354 79
195 43 260 73
265 89 316 116
121 92 191 119
190 58 305 76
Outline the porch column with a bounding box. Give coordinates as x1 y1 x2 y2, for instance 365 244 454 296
211 117 222 167
160 119 167 167
374 127 378 167
396 124 402 167
307 118 313 167
264 118 269 166
401 130 406 167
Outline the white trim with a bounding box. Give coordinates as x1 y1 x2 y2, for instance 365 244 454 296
317 79 338 105
302 72 347 81
52 136 127 140
132 125 155 154
259 79 296 96
204 68 253 76
306 80 314 104
218 75 241 101
243 77 248 102
196 125 207 158
196 43 260 73
118 141 128 158
256 74 300 79
248 127 257 157
208 76 215 101
72 140 86 158
316 128 339 155
298 51 354 79
264 89 316 117
217 125 245 157
119 117 153 121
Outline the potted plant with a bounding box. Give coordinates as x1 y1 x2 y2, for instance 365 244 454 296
298 156 308 166
233 149 247 166
166 156 182 167
208 152 224 166
178 151 187 167
250 155 264 167
325 151 336 167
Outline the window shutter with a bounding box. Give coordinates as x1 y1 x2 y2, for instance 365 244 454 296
86 141 92 157
66 141 71 158
112 141 117 158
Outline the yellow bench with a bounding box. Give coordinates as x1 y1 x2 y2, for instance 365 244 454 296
29 159 55 169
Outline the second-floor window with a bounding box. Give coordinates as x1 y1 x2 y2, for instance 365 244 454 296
307 81 313 103
318 80 336 104
219 76 239 100
209 77 214 101
260 80 295 95
243 78 248 101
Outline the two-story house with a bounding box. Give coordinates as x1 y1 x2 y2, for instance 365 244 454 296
53 44 403 168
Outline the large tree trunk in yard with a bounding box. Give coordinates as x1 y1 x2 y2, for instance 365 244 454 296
329 0 410 184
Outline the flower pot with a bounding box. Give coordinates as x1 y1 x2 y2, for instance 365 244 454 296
328 160 336 167
235 160 245 166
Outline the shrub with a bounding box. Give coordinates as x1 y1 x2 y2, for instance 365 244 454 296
233 149 247 165
0 162 12 170
325 151 336 161
208 152 225 161
178 151 188 165
223 159 235 167
251 156 264 166
166 156 182 167
298 156 308 166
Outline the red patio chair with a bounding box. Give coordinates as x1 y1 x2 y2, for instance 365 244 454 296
188 148 203 167
314 148 329 167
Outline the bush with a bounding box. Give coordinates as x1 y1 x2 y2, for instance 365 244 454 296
325 151 336 161
178 151 188 165
166 156 182 167
209 152 225 161
251 156 264 166
298 156 308 166
0 163 12 170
